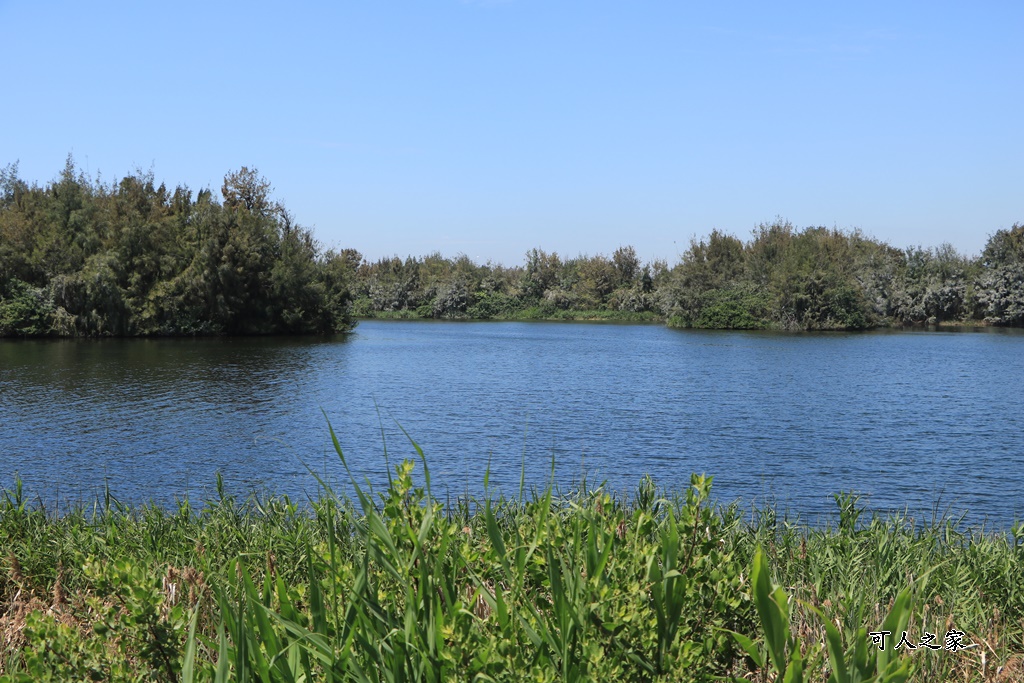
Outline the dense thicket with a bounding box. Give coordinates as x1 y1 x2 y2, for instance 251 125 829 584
346 221 1024 330
0 159 353 337
347 245 662 321
3 160 1021 334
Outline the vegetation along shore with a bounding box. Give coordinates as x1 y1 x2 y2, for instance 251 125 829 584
2 160 1023 337
1 433 1023 681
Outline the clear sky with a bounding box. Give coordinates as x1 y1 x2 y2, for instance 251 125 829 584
2 0 1021 265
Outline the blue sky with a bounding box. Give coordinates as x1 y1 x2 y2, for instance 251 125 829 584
2 0 1021 265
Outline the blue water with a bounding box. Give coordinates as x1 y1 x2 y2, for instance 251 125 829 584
2 321 1022 527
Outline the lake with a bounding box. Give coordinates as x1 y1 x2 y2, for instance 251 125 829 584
2 321 1022 527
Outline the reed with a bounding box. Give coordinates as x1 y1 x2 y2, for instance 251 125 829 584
1 436 1021 681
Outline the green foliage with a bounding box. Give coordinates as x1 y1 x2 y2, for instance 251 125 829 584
351 247 666 322
734 548 915 683
981 223 1024 267
13 611 137 682
658 223 885 330
887 245 975 325
466 290 521 318
4 557 192 682
813 587 914 683
0 160 352 337
4 159 1023 331
977 224 1024 325
1 446 1021 681
793 276 869 330
0 279 53 336
731 548 813 681
692 288 770 329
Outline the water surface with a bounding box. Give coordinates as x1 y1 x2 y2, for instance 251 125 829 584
2 322 1022 526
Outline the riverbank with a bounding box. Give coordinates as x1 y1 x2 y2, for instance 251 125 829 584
356 309 1003 330
357 308 664 323
2 462 1020 681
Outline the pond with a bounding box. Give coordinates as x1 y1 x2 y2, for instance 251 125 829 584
2 321 1022 527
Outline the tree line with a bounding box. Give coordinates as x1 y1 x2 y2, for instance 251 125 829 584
2 159 1022 336
345 221 1024 330
0 159 353 336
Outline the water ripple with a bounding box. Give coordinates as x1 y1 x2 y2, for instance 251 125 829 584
2 325 1023 526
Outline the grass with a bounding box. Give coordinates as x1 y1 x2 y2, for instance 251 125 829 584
1 434 1022 682
358 308 664 323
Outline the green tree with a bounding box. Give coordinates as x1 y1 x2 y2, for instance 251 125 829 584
659 230 746 324
889 244 974 324
977 224 1024 325
220 166 274 217
520 248 561 301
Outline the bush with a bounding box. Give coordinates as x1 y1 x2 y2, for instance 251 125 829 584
694 288 770 329
0 279 53 336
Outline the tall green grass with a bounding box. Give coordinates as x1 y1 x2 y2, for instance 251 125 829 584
1 434 1021 681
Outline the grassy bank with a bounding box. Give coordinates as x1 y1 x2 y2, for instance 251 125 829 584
2 443 1022 681
358 308 664 323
